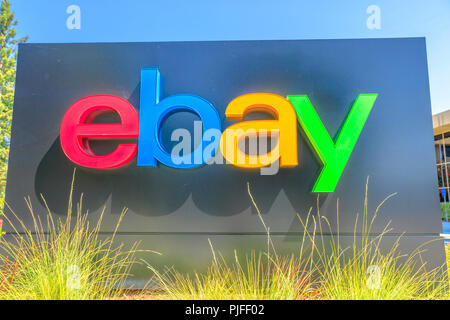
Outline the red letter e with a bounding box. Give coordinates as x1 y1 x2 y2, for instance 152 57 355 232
60 95 139 169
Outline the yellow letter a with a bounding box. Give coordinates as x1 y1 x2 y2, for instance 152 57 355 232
219 93 298 168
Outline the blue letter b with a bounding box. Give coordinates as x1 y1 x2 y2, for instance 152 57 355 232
137 69 221 168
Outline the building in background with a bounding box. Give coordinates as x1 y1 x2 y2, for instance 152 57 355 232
433 110 450 221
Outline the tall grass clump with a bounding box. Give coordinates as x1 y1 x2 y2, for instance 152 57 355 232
0 174 142 300
147 177 448 300
147 184 318 300
299 177 448 300
148 243 317 300
446 244 450 278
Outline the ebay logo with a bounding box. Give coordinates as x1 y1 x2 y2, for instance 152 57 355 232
60 68 377 192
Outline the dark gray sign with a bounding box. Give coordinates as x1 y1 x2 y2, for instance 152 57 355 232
5 38 445 282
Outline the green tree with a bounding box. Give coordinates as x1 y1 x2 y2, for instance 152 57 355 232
0 0 26 201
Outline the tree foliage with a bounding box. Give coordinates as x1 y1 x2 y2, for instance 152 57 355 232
0 0 26 200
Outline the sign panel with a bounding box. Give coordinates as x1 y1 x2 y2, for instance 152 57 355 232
5 39 445 279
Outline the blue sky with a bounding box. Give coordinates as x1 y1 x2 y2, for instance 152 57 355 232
10 0 450 114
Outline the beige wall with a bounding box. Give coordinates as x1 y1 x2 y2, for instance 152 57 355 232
433 110 450 135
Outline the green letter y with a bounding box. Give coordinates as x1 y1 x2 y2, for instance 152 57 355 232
287 94 378 192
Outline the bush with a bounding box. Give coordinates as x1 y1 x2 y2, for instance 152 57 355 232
147 178 449 300
0 174 143 300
